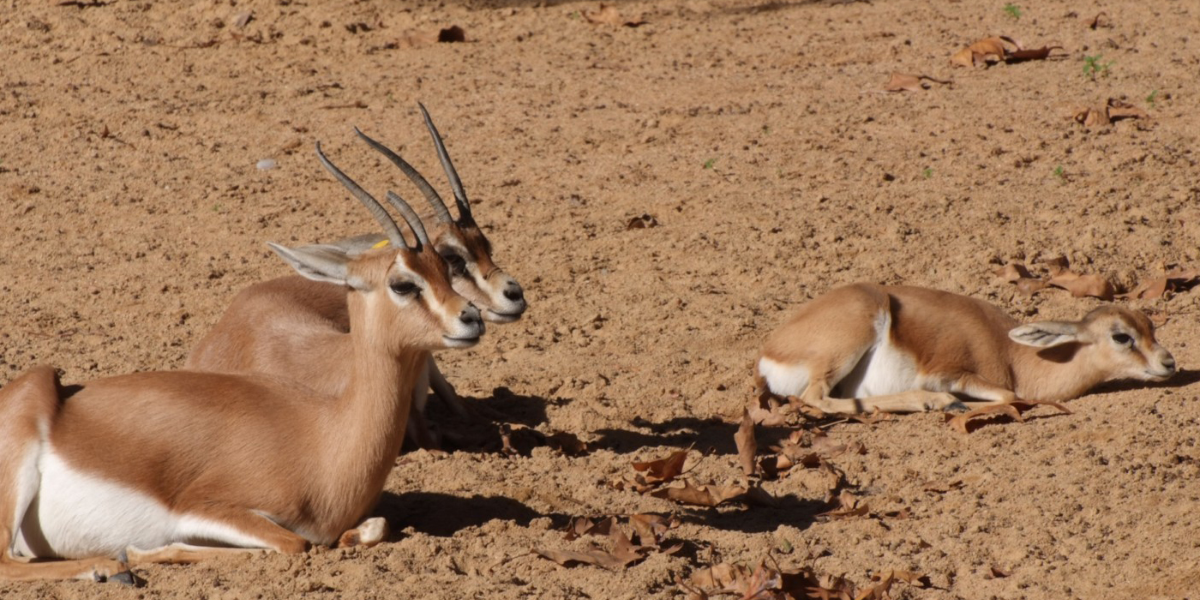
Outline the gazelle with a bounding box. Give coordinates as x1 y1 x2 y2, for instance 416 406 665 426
0 144 483 581
187 105 524 447
757 283 1176 415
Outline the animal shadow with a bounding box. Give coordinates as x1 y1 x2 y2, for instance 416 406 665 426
372 491 561 538
592 416 796 455
1089 368 1200 395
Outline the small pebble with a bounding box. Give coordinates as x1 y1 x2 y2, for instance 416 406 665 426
256 158 277 170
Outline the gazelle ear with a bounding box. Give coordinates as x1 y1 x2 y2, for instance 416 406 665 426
267 243 368 289
325 233 390 257
1009 321 1083 348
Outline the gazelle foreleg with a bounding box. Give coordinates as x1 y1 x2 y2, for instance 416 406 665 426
427 356 472 419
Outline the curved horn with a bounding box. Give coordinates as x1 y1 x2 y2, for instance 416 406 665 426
353 127 454 224
384 191 429 249
314 142 409 249
417 102 473 224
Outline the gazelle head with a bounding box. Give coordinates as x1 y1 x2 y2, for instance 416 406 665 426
351 104 526 324
269 142 485 353
1009 305 1176 384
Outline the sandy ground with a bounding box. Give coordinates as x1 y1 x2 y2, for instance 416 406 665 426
2 0 1200 598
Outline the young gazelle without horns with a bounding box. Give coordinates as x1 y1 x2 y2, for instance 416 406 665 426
0 144 483 582
757 283 1176 415
187 105 524 447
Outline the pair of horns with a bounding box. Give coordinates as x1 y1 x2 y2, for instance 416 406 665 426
353 103 474 226
315 141 428 250
315 104 472 250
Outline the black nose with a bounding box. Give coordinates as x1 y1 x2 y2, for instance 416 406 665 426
1163 356 1177 371
460 310 482 326
504 286 524 302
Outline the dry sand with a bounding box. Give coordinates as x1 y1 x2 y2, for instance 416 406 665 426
2 0 1199 598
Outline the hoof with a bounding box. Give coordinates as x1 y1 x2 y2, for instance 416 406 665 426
109 570 142 587
941 400 970 413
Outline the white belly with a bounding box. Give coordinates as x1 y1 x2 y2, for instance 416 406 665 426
16 449 270 559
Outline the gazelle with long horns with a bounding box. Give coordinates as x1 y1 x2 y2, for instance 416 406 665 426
0 144 482 581
187 105 523 446
757 283 1176 415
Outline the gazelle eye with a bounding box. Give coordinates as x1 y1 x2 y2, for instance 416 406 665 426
390 281 421 296
1112 332 1133 346
441 253 468 276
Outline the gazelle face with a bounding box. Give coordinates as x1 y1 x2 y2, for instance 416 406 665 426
1083 307 1176 382
362 247 485 351
430 222 526 324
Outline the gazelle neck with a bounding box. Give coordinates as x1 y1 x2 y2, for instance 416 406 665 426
1010 342 1108 402
312 293 425 528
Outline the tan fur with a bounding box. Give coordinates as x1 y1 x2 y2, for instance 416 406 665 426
0 244 479 581
758 283 1176 414
187 214 522 448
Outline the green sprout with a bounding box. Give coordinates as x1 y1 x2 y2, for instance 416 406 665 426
922 167 933 179
1003 3 1022 20
1146 89 1158 109
703 158 717 169
1053 165 1066 183
1083 54 1114 80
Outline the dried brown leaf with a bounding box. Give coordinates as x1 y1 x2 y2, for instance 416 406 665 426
818 490 870 520
546 431 588 456
632 449 689 484
947 400 1071 434
1087 11 1110 29
1107 98 1149 121
1048 271 1115 300
1006 45 1063 63
585 3 646 27
748 406 788 426
1119 267 1200 300
994 262 1033 282
883 73 951 92
626 213 659 229
990 565 1010 578
629 513 678 547
650 480 748 507
735 409 758 477
1016 277 1049 295
923 479 966 494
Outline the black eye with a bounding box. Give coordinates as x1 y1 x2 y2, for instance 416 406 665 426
390 281 420 296
441 253 468 276
1112 333 1133 346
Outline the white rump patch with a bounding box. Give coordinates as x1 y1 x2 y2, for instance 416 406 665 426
17 450 272 559
757 357 811 397
835 311 921 398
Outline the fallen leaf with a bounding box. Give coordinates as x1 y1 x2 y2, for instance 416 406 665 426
534 547 639 570
990 565 1010 578
951 35 1060 67
546 431 588 456
923 479 966 494
1016 277 1049 295
398 25 466 48
748 406 788 426
735 409 757 477
818 490 870 520
1075 98 1151 128
1006 45 1064 62
1087 11 1110 29
1106 98 1149 121
584 3 646 27
1047 271 1115 300
650 480 748 507
947 400 1071 434
883 72 951 92
632 449 689 484
626 214 659 229
629 513 679 547
1119 267 1199 300
994 262 1033 282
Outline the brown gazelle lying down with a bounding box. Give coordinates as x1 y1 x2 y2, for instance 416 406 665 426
0 144 484 582
757 283 1176 415
187 105 524 447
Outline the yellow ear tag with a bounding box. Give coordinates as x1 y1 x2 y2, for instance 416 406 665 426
371 239 390 249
